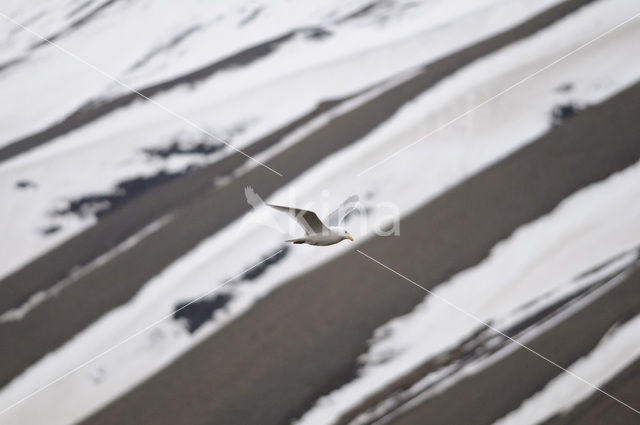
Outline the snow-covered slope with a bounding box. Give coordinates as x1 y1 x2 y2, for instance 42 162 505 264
0 0 566 278
1 0 639 424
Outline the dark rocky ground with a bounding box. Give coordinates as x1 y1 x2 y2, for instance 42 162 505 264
1 0 639 423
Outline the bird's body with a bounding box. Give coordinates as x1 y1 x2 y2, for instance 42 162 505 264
286 227 351 245
267 196 358 246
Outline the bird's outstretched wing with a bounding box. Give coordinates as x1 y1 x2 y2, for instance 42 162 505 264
325 195 359 227
244 186 286 233
268 204 328 235
244 186 264 209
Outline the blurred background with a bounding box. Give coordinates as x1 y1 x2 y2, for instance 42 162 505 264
1 0 639 424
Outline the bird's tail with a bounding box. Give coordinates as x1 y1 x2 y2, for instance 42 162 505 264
285 238 306 244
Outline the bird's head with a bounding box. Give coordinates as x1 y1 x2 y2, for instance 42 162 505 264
340 228 354 242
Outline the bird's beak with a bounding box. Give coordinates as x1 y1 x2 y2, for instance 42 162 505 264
348 236 354 241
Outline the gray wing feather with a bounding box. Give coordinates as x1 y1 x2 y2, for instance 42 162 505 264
325 195 359 227
268 204 328 234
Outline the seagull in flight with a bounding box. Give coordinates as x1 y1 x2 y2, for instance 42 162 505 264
268 195 358 246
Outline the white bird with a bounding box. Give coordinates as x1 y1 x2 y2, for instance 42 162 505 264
268 195 358 246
